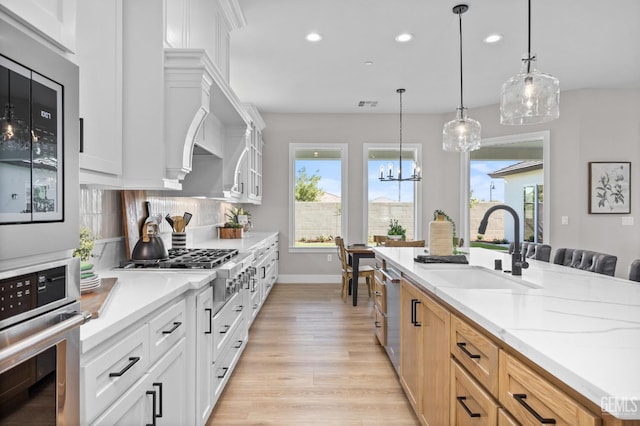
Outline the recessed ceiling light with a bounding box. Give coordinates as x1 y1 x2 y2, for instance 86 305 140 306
395 33 413 43
365 61 374 66
305 32 322 42
484 33 503 44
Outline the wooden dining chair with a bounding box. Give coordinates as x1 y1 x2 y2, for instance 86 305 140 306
383 240 426 247
335 237 375 302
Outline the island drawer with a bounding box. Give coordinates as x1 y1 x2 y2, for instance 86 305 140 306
451 360 498 425
213 292 244 355
451 315 499 398
499 351 600 426
373 304 386 345
148 298 186 364
373 273 387 313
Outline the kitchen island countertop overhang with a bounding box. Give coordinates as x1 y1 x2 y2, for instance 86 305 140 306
374 246 640 420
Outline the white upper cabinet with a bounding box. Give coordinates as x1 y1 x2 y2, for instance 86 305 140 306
74 0 254 190
0 0 77 53
76 0 123 185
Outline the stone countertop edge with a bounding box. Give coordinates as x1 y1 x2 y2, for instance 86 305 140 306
80 232 279 354
373 246 640 420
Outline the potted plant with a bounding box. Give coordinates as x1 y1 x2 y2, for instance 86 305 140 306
219 207 248 239
73 226 97 262
226 207 251 232
387 219 406 241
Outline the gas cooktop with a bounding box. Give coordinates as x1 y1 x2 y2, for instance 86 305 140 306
120 248 239 269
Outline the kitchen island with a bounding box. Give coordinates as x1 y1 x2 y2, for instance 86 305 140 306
374 246 640 424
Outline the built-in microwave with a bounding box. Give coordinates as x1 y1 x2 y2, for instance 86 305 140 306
0 16 80 267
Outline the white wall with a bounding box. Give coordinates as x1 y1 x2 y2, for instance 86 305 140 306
252 88 640 279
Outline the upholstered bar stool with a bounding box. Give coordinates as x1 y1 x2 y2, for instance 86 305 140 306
553 248 617 277
629 259 640 282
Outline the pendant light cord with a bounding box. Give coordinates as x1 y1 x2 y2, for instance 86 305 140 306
458 9 464 109
527 0 532 73
398 88 403 178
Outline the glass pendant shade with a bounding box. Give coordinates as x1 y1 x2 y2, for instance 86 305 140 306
0 105 29 147
500 55 559 125
443 107 481 152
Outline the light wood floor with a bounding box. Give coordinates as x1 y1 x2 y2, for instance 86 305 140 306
206 283 419 426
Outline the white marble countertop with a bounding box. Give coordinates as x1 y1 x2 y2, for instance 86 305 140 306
80 231 279 354
374 246 640 420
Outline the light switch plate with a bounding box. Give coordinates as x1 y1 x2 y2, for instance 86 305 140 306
561 216 569 225
622 217 634 226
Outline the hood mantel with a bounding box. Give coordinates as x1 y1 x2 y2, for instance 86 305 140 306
164 48 249 184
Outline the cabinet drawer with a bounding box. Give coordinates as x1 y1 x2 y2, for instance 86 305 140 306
373 304 386 346
148 298 186 364
373 274 387 313
451 315 499 397
498 408 519 426
82 324 149 423
213 317 247 397
451 360 498 425
213 292 245 356
499 351 600 426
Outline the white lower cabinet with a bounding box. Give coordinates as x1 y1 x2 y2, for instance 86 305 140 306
195 286 215 425
92 338 187 425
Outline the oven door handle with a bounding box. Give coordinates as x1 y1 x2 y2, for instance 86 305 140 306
0 311 92 373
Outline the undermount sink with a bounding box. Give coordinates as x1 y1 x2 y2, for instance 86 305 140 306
426 266 541 290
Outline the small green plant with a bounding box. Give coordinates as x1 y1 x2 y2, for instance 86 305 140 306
73 226 97 262
433 209 456 241
224 207 250 228
387 219 406 238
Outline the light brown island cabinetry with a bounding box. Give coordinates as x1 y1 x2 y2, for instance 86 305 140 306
395 273 640 426
400 278 451 426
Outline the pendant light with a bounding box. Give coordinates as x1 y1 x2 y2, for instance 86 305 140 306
0 68 28 145
379 88 421 182
443 4 481 153
500 0 559 125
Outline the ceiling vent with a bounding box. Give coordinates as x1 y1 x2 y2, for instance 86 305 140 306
358 101 378 107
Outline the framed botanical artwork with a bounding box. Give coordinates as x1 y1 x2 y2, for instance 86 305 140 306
588 162 631 214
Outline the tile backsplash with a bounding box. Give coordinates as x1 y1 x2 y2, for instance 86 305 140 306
79 186 232 268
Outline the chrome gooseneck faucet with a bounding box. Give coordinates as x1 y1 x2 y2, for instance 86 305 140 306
478 204 529 276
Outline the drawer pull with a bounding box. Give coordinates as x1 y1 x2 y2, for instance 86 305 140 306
205 308 212 334
152 382 163 418
456 342 481 359
235 305 243 312
411 299 421 327
513 393 557 424
374 321 381 328
234 340 243 349
146 390 157 426
218 366 229 379
162 321 182 335
456 396 481 418
109 356 140 377
219 324 231 334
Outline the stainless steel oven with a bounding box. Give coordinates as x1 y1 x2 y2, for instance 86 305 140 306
0 258 91 425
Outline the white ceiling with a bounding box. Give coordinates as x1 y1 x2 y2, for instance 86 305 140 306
229 0 640 114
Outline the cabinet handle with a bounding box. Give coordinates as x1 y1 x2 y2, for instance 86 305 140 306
146 390 157 426
109 356 140 377
234 339 243 349
513 394 556 424
411 299 421 326
205 308 212 334
162 321 182 335
235 305 243 312
152 382 163 418
220 324 230 334
456 396 481 418
261 266 266 279
241 182 244 194
374 321 381 328
456 342 481 359
218 366 229 379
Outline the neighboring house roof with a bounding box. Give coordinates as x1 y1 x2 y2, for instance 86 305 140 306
318 192 341 202
370 196 396 203
489 160 543 178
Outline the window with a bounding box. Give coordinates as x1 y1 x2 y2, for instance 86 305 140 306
364 144 421 243
289 144 347 250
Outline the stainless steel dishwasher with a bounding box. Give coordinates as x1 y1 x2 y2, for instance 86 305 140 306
379 267 402 374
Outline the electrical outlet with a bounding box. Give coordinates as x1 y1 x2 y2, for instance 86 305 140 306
622 216 634 226
561 216 569 225
327 254 332 262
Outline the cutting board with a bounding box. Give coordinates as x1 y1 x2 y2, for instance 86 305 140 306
121 190 149 258
80 277 119 319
